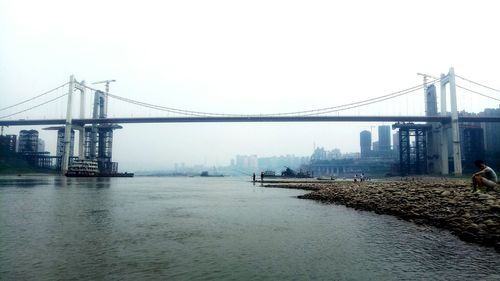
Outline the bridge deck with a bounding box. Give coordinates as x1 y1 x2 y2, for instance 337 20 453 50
1 116 500 126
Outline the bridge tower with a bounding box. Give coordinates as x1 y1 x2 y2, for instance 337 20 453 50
61 75 75 174
61 75 89 174
76 80 86 159
440 67 462 176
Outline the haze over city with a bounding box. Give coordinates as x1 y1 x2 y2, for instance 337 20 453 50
1 0 499 170
2 1 500 279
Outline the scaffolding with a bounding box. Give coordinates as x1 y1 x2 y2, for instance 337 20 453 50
392 123 431 176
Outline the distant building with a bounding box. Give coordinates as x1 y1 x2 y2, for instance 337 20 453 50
392 132 399 154
310 147 342 162
0 135 17 152
248 155 258 170
311 147 327 161
37 138 45 153
234 154 258 170
378 125 391 152
328 149 342 159
425 84 438 116
259 155 309 171
359 130 371 158
18 130 39 153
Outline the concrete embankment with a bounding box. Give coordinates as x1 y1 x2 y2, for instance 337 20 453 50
265 178 500 252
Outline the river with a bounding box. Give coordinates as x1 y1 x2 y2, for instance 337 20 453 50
1 175 499 280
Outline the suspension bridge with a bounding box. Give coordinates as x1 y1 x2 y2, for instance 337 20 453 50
1 67 500 175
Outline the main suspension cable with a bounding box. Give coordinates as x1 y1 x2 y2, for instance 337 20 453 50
82 78 439 117
0 82 69 111
0 92 69 119
456 84 500 102
455 74 500 93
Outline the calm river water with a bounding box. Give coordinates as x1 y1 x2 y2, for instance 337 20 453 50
1 175 499 280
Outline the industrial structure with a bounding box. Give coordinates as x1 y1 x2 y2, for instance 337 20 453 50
392 123 430 175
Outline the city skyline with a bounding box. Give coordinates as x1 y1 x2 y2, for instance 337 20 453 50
3 124 400 171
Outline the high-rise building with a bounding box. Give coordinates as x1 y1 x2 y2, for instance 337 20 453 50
360 130 371 158
392 132 399 154
425 84 438 116
18 130 39 153
426 84 441 174
378 125 391 151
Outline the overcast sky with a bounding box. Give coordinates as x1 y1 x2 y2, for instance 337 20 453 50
1 0 500 170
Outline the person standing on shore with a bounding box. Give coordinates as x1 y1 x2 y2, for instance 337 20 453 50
252 173 256 183
472 160 498 192
260 172 264 183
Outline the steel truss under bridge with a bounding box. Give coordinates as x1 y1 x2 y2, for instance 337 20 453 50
393 123 431 176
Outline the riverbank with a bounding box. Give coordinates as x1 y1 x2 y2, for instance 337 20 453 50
265 178 500 252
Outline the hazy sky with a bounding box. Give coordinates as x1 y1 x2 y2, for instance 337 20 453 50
1 0 500 170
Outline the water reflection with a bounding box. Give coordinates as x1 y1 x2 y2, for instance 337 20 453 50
0 176 50 188
52 177 111 189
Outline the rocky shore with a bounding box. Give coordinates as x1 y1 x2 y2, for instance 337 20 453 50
265 178 500 252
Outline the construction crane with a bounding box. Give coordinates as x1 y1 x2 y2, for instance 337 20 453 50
92 79 116 118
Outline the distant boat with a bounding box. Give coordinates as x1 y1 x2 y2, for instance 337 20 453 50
200 171 224 177
65 160 99 177
65 159 134 177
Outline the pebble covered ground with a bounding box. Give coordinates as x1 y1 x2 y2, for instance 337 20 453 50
265 178 500 252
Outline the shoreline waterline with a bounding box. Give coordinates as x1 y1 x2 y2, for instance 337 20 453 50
263 177 500 252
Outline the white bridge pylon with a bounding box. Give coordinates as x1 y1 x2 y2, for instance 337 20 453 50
61 75 111 174
438 67 462 176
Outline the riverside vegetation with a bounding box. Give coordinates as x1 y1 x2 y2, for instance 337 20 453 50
265 178 500 252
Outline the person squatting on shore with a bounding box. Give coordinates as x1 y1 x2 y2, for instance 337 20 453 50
472 160 498 192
